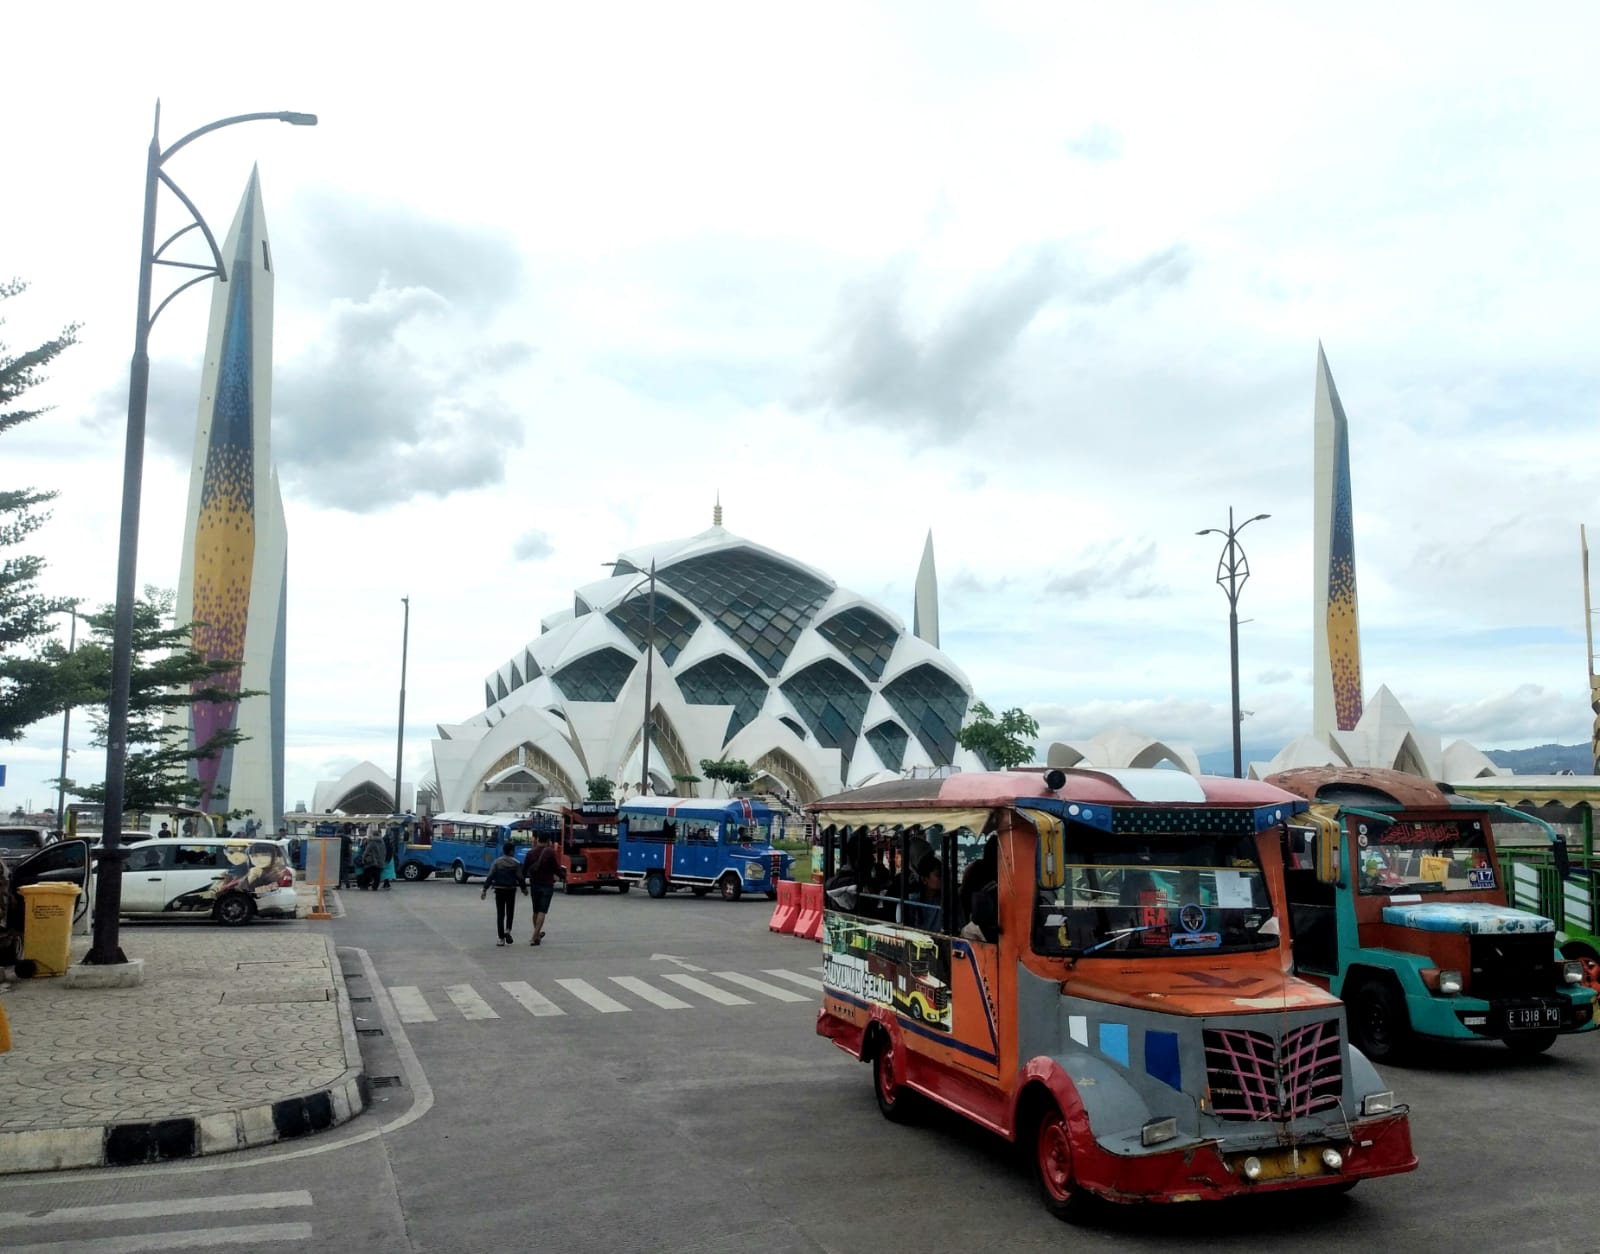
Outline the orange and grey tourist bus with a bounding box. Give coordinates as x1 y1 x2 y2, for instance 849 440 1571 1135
811 769 1417 1219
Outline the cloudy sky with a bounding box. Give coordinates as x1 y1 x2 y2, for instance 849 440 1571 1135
4 2 1598 814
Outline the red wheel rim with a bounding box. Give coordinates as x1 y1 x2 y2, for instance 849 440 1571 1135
877 1050 896 1105
1037 1112 1073 1202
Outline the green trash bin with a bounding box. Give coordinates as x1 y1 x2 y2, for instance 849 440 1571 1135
19 883 81 977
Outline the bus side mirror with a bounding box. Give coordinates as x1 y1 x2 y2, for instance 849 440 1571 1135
1315 824 1341 885
1036 816 1065 891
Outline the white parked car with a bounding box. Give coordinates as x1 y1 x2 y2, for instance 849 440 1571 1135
117 837 297 926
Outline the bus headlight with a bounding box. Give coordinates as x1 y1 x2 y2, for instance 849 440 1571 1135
744 862 765 880
1564 960 1584 985
1139 1117 1178 1146
1321 1148 1344 1171
1438 969 1463 995
1241 1156 1263 1180
1361 1091 1395 1117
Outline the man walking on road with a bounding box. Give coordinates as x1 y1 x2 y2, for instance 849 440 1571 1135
480 841 524 946
358 829 388 891
522 830 561 946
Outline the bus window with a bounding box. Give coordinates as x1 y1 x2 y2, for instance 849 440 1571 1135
1033 829 1276 958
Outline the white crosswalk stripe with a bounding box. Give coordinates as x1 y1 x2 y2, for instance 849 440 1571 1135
0 1191 314 1253
501 980 566 1016
764 968 824 992
556 977 631 1013
445 984 499 1019
387 985 436 1023
662 973 752 1005
713 971 810 1002
610 975 692 1008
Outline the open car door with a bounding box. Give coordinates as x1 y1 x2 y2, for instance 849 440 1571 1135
8 837 93 934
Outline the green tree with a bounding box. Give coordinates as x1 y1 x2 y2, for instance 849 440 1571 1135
955 700 1040 771
586 775 616 802
699 757 753 796
671 771 702 796
57 587 259 812
0 278 80 740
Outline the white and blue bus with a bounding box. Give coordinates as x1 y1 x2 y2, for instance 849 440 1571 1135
617 796 792 901
407 811 558 884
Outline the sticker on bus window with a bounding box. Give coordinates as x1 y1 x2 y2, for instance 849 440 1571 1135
1179 903 1207 933
1138 889 1171 947
1468 866 1495 888
1170 932 1221 950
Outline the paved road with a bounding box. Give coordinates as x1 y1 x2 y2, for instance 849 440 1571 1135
3 880 1598 1252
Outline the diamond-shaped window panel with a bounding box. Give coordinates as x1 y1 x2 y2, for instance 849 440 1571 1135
781 659 870 764
496 674 509 701
815 606 899 682
484 682 496 709
779 716 806 741
865 721 909 773
881 664 968 766
552 647 637 703
510 661 524 690
677 654 769 745
524 650 539 680
657 548 831 678
606 591 700 667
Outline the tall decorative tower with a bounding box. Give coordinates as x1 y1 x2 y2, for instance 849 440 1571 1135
1311 343 1363 740
913 529 939 648
173 169 288 828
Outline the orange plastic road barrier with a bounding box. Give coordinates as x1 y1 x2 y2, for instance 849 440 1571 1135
769 878 800 934
795 881 823 941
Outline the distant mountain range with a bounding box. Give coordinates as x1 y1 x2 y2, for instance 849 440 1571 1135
1195 743 1595 776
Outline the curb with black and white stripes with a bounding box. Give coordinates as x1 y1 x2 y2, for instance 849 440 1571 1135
0 934 369 1174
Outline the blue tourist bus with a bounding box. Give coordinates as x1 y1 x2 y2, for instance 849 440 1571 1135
405 811 557 884
616 796 792 901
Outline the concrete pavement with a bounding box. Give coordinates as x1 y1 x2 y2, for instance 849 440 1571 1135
0 926 366 1172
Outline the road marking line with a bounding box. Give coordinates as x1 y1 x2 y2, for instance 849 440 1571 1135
763 968 825 992
7 1222 313 1254
609 976 691 1009
445 984 499 1019
662 974 752 1005
0 1192 311 1230
386 986 436 1023
555 978 630 1013
500 980 565 1017
713 971 810 1002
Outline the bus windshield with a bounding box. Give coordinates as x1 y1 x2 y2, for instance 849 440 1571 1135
1353 814 1496 895
1033 830 1276 958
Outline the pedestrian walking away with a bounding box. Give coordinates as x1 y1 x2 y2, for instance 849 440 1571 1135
358 828 388 891
380 824 399 891
522 829 562 945
481 841 525 946
339 825 355 890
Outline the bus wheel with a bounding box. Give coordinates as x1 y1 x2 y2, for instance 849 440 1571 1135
873 1044 914 1123
1504 1030 1558 1056
720 875 743 902
617 882 631 894
766 889 779 901
1349 977 1409 1063
452 863 468 885
400 861 424 881
646 872 668 899
1034 1104 1091 1221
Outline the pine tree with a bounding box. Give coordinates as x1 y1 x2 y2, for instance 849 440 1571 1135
0 278 80 740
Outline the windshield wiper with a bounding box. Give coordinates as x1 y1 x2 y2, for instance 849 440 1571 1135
1079 924 1168 957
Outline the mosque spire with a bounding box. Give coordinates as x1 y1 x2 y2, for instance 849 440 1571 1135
913 529 940 648
713 491 722 527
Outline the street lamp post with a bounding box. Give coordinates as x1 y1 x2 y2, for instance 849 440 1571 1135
89 102 317 966
394 596 410 815
55 603 79 831
603 560 657 796
1197 508 1270 779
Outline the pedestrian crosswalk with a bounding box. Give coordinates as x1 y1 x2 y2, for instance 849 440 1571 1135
0 1190 314 1253
384 966 823 1024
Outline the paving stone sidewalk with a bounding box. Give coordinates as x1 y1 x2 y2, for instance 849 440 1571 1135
0 929 366 1172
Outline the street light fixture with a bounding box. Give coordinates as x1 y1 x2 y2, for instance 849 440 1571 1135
89 102 317 966
1197 508 1270 780
602 560 657 796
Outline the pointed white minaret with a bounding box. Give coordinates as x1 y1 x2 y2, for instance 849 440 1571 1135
1312 343 1363 740
713 491 722 528
913 530 939 648
172 168 288 829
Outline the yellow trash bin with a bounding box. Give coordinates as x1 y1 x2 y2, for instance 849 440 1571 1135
18 883 81 977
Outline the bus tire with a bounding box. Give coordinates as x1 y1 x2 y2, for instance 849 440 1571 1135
873 1041 915 1124
720 875 743 902
452 862 468 885
1348 975 1409 1063
766 889 779 901
617 882 631 894
1033 1101 1093 1222
646 872 668 899
400 861 424 881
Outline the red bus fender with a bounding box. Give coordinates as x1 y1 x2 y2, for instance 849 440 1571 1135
795 882 824 940
1011 1056 1094 1152
769 878 801 934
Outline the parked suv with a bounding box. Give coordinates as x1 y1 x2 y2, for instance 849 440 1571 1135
118 837 297 926
0 826 56 868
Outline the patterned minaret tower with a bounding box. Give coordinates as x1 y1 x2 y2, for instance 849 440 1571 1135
913 529 939 648
173 168 287 827
1312 343 1363 739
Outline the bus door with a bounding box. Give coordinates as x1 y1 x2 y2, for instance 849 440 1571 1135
945 823 1001 1083
675 818 720 882
1280 807 1342 976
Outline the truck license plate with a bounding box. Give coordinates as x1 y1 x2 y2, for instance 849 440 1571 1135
1508 1006 1559 1030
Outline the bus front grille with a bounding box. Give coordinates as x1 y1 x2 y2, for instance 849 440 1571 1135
1203 1018 1342 1121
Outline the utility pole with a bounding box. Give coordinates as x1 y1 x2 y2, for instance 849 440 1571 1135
395 596 410 814
1198 508 1270 778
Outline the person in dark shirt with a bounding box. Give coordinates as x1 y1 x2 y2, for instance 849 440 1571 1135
522 831 562 946
480 841 524 946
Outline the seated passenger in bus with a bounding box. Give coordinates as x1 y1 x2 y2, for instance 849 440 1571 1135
825 830 873 913
906 851 943 933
